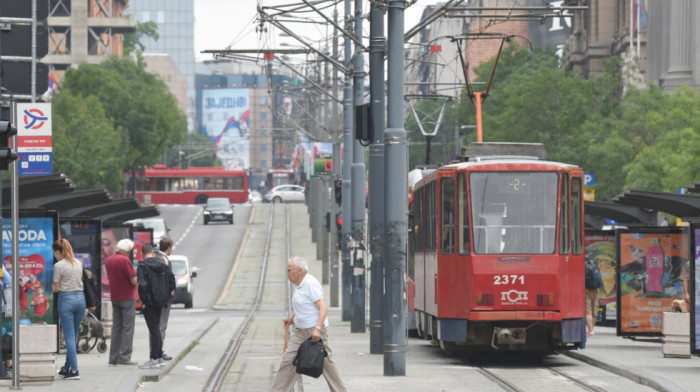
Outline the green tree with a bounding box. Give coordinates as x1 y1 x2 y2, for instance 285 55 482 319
55 56 186 194
52 93 123 191
123 21 159 57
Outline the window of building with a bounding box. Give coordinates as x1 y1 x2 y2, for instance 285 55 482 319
260 112 267 121
260 144 268 152
260 160 267 168
260 97 267 105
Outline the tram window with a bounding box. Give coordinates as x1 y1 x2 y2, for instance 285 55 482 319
571 177 583 254
441 177 455 255
470 172 557 254
559 173 570 254
458 173 469 254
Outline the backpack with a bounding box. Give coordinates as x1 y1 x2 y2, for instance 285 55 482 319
585 260 603 289
292 338 327 378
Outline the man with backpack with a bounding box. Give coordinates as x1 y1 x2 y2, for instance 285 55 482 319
137 243 175 369
585 258 603 337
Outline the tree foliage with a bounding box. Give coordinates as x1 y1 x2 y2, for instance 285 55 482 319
445 43 700 202
123 21 159 57
52 56 186 194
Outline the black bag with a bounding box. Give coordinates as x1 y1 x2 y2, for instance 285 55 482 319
82 268 100 310
585 260 603 289
292 338 327 378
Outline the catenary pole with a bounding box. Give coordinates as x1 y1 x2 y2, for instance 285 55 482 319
330 7 340 307
368 1 386 353
350 0 367 333
384 0 407 376
341 0 353 321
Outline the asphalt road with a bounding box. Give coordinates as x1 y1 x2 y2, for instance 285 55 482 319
157 203 252 309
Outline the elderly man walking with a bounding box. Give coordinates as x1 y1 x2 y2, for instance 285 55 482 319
271 256 347 391
105 239 138 366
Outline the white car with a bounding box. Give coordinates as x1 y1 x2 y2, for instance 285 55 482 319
169 255 196 309
264 185 305 203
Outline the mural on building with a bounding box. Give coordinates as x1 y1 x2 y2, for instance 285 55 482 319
202 88 250 170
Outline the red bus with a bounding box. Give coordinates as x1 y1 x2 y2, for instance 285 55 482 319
409 143 586 356
132 165 249 204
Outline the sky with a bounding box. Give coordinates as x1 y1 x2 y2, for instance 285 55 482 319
194 0 427 62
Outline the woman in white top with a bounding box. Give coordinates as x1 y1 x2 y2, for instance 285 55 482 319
52 239 86 380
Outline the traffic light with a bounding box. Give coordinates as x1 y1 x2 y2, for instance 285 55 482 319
0 120 18 170
334 179 342 205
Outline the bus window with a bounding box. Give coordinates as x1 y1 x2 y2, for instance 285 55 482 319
458 173 469 254
441 177 455 254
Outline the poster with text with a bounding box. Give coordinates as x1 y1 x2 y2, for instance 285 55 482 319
202 88 250 170
59 219 102 318
617 229 687 336
2 211 58 330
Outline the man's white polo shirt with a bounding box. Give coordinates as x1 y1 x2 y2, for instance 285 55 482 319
292 273 329 329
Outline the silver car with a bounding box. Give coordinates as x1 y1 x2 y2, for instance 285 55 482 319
264 185 305 203
169 255 196 308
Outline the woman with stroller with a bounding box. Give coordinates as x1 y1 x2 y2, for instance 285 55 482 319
52 239 86 380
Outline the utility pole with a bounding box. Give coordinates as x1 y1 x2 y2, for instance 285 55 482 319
340 0 353 322
350 0 367 333
368 1 385 353
384 0 407 376
330 7 340 307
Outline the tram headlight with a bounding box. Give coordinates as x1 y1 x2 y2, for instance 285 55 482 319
537 293 554 306
476 292 493 306
203 211 210 215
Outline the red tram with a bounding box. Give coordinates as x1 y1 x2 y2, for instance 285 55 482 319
408 143 586 355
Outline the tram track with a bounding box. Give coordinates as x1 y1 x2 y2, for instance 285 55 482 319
476 363 606 392
204 203 292 392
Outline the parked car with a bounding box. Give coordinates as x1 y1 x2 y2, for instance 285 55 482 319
169 255 196 308
203 197 234 224
264 185 305 203
125 217 171 247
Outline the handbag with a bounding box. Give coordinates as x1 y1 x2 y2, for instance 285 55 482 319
292 337 327 378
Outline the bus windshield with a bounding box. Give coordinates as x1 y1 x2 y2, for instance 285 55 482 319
469 172 558 254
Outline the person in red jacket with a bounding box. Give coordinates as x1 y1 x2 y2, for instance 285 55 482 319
105 239 138 366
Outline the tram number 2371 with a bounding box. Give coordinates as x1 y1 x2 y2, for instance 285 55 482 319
493 275 525 285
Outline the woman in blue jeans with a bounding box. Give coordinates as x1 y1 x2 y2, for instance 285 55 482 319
52 239 86 380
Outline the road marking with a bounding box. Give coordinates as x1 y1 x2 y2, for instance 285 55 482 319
173 208 202 252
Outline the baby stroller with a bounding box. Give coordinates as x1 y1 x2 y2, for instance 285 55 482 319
77 311 108 354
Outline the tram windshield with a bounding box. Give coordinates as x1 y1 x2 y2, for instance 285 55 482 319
470 172 558 254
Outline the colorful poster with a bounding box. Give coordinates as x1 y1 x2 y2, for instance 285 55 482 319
2 213 57 329
311 143 333 178
202 88 250 170
133 229 153 263
59 219 102 318
693 228 700 353
585 231 617 322
100 224 132 301
617 229 687 336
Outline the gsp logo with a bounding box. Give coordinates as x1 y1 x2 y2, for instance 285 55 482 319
501 290 528 305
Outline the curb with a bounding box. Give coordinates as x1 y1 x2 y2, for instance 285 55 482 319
136 317 219 385
562 350 684 392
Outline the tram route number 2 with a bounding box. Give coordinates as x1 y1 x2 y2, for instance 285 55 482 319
493 275 525 285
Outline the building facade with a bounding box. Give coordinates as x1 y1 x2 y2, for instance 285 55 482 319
126 0 196 130
45 0 137 78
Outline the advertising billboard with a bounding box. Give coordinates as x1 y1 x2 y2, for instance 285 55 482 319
585 231 617 322
2 210 58 330
202 88 250 170
100 224 133 301
617 229 687 336
692 226 700 354
59 218 102 318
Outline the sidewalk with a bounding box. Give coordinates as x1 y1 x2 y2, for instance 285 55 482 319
2 203 700 391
